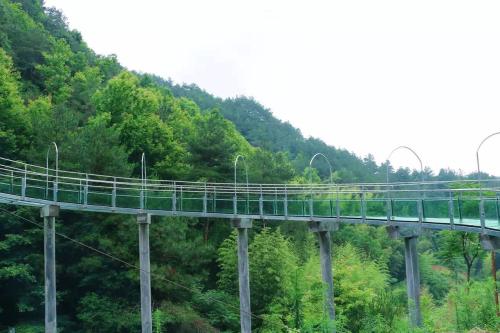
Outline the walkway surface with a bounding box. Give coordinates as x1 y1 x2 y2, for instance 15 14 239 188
1 156 500 236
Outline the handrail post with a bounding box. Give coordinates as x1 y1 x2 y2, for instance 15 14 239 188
84 174 88 206
259 185 263 217
141 153 147 211
309 184 314 219
213 186 216 212
329 184 333 218
386 187 392 222
140 187 144 210
112 177 117 209
336 184 340 222
53 178 58 203
180 185 183 212
448 191 455 229
172 182 177 214
78 179 82 204
10 170 13 193
417 198 423 226
203 183 207 215
496 192 500 225
21 164 27 199
274 187 278 215
361 185 366 222
246 184 250 215
233 193 237 215
284 185 288 219
480 199 486 231
458 192 463 222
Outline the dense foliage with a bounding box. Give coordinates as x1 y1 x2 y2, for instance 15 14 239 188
0 1 499 332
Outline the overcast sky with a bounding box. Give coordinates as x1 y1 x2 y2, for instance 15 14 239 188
44 0 500 176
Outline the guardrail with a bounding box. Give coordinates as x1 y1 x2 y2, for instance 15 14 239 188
1 156 500 232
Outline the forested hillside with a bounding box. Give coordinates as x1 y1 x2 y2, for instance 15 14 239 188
0 1 499 332
146 75 391 183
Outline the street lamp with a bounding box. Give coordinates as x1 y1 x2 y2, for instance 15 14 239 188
309 153 334 217
386 146 424 184
475 131 500 317
234 155 249 214
476 131 500 230
385 146 424 221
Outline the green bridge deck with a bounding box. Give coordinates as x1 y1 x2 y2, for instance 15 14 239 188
1 156 500 235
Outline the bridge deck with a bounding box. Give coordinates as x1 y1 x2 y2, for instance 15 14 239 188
1 156 500 236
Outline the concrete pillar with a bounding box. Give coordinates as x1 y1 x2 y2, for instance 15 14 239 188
137 213 152 333
231 218 252 333
480 234 500 316
387 226 422 327
309 221 338 331
404 236 422 326
41 205 59 333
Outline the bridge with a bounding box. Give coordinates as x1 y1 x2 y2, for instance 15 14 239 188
1 148 500 332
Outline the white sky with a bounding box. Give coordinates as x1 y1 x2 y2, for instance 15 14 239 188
44 0 500 176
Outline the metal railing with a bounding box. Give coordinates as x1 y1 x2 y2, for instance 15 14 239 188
1 156 500 231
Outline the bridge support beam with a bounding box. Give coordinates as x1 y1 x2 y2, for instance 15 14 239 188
137 213 152 333
309 221 338 331
231 218 252 333
387 226 422 327
41 205 59 333
480 235 500 251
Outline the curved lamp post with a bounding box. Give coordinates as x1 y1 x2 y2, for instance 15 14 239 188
308 153 334 218
475 131 500 316
234 155 249 214
385 146 424 222
46 142 59 202
309 153 333 184
386 146 424 184
476 132 500 215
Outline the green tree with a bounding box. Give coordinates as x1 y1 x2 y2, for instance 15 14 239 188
0 207 43 328
93 71 159 123
0 47 31 158
119 112 189 178
77 293 140 332
63 112 132 175
439 231 484 283
36 38 74 104
69 66 102 120
189 109 250 181
0 0 52 84
247 149 295 184
217 228 298 328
